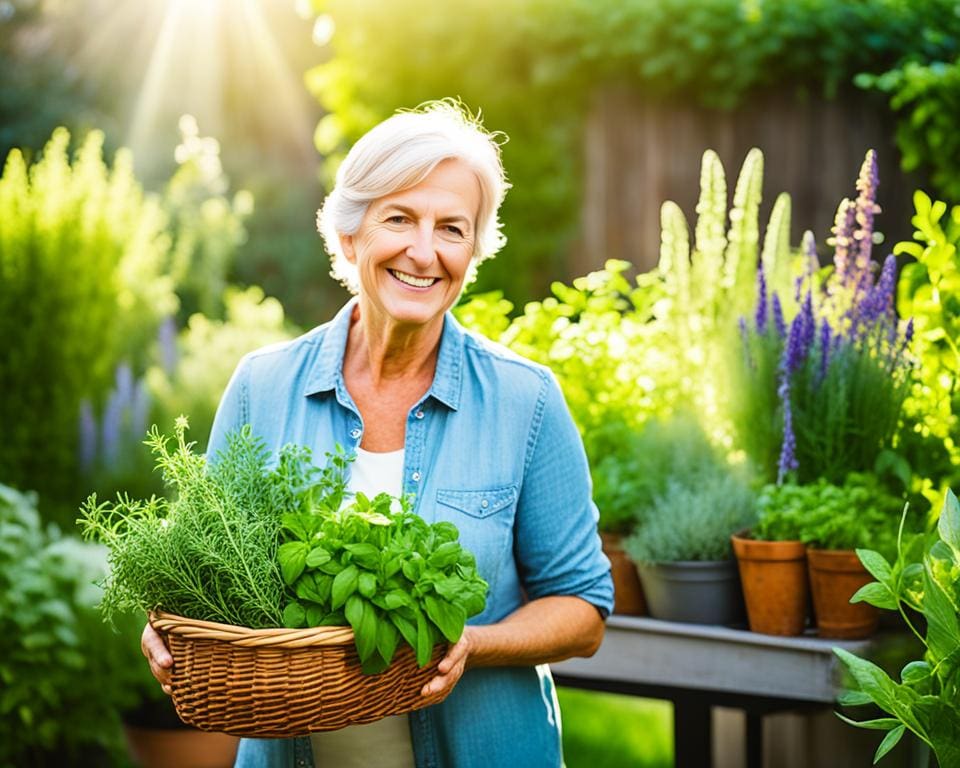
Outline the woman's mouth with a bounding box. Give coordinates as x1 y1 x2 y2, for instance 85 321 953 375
388 269 439 289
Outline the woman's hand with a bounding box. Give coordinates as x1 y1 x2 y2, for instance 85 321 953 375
420 626 476 704
141 621 174 695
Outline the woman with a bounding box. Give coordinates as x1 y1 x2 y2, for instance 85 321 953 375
142 102 613 768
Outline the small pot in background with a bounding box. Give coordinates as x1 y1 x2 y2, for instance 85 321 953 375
636 559 745 625
807 547 880 639
731 532 809 636
601 532 647 616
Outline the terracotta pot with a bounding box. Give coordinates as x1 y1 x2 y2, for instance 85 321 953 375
807 547 880 639
601 532 647 615
731 533 809 636
124 726 238 768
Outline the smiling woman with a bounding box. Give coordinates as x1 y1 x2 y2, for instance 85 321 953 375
140 100 614 768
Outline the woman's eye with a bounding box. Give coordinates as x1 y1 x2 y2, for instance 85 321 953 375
444 225 464 237
386 215 407 224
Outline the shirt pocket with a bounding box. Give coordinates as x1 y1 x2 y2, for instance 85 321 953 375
434 485 518 615
435 486 517 519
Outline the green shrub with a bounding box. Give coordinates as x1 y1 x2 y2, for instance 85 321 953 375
0 129 176 520
753 474 902 554
0 483 151 767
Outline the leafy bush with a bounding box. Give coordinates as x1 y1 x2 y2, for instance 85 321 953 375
835 489 960 766
858 57 960 205
0 129 176 520
0 483 151 767
895 191 960 506
307 0 960 304
623 460 756 563
753 474 902 554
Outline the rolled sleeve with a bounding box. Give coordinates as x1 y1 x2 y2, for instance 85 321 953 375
514 371 614 617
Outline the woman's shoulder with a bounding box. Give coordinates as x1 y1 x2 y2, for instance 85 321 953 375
459 327 557 396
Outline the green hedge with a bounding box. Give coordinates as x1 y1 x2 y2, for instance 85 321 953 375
307 0 960 306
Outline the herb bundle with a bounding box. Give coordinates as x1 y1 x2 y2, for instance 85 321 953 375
78 418 488 673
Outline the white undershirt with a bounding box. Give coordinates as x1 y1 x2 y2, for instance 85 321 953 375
311 446 415 768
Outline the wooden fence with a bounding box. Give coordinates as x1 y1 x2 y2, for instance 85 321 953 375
574 85 928 277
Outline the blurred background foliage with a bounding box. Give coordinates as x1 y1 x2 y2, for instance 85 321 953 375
3 0 960 763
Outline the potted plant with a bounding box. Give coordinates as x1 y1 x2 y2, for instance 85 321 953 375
624 459 756 626
788 474 901 639
732 484 810 636
835 489 960 766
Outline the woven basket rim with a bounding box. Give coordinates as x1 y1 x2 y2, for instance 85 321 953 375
151 611 357 649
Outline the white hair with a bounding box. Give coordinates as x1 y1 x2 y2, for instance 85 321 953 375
316 101 509 292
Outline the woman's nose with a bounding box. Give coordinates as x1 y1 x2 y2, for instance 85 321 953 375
404 224 435 266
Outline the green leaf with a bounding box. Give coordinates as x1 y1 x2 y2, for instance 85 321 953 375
415 609 433 668
424 595 466 643
856 549 893 584
358 571 377 599
428 541 461 569
376 617 399 665
850 582 898 610
305 605 325 627
389 612 418 652
901 661 932 688
835 713 902 731
345 594 364 630
921 561 960 665
358 603 378 662
874 724 906 763
331 564 359 610
837 690 873 707
345 543 380 569
278 541 308 585
282 601 306 628
938 489 960 559
305 546 332 568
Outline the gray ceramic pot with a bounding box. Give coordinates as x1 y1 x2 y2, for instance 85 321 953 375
636 559 745 625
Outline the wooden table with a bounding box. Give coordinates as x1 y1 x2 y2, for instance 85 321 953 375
551 615 876 768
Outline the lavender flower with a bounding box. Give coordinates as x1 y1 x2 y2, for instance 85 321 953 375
772 293 786 339
754 265 768 334
158 315 178 375
818 320 832 384
78 399 97 475
799 290 816 355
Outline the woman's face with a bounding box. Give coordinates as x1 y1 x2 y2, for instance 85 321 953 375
340 158 480 332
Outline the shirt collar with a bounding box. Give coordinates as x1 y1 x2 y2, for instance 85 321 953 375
303 298 464 412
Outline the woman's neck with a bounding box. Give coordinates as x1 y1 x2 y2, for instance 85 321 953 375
344 302 442 388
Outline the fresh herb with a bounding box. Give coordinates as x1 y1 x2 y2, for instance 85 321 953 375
834 489 960 766
78 418 288 629
79 419 488 674
279 492 488 674
753 474 902 555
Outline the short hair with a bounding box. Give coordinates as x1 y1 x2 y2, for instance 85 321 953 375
316 100 509 293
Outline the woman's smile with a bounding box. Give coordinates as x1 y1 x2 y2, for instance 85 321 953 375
388 268 439 290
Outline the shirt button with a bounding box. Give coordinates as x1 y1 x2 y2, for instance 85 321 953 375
481 499 489 509
415 410 425 419
350 428 361 439
412 471 421 482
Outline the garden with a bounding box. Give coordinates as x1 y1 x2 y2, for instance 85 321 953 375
2 1 960 767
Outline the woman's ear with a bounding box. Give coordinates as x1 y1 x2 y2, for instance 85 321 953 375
339 233 356 265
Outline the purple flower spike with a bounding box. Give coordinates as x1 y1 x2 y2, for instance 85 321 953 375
818 320 832 384
777 375 798 484
78 399 97 474
755 266 768 334
772 293 786 339
800 290 816 353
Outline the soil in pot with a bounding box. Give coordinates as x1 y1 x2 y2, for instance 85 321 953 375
601 533 647 615
636 559 745 625
807 547 880 639
731 533 809 636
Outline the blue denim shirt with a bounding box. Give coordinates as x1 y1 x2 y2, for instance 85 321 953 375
207 299 614 768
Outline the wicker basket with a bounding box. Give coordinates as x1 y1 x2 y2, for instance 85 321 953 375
151 612 444 737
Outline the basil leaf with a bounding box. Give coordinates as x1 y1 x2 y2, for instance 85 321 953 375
306 546 332 567
278 542 308 586
332 564 359 610
424 594 466 643
282 601 306 628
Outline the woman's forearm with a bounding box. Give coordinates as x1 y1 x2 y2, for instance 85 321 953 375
465 595 605 669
